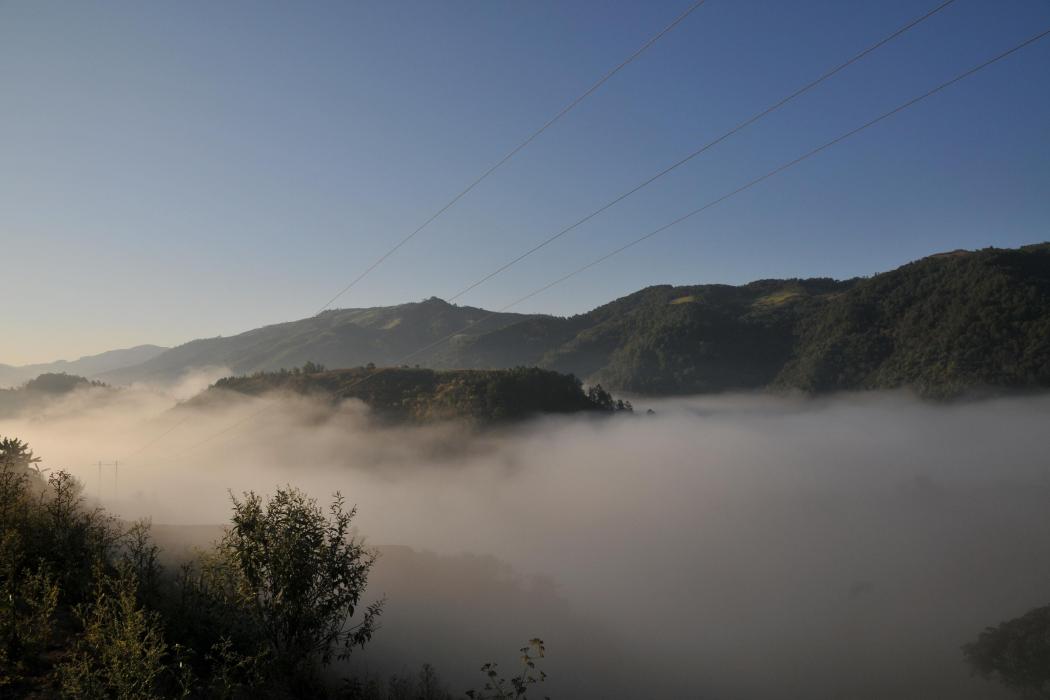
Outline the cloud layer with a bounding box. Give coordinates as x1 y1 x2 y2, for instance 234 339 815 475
4 384 1048 698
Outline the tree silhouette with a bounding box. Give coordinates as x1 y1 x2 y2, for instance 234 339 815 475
963 603 1050 698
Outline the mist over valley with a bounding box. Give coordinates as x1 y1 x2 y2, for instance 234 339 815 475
4 1 1050 695
3 372 1049 697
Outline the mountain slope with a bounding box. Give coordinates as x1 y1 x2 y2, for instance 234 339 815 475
101 298 537 384
774 244 1050 396
456 277 853 393
101 243 1050 398
0 345 167 388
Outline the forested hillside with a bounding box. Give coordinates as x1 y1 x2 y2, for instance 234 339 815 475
0 373 110 417
460 244 1050 396
99 244 1050 398
458 277 852 394
201 365 630 425
773 244 1050 396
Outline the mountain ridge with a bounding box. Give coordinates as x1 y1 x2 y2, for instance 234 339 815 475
0 345 167 388
97 243 1050 397
99 298 540 384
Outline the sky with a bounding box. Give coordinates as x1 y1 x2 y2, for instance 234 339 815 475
1 0 1048 365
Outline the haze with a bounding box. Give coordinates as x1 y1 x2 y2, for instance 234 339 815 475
4 381 1047 697
4 1 1049 697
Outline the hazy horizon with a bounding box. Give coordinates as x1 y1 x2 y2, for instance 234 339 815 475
8 238 1050 367
7 237 1050 368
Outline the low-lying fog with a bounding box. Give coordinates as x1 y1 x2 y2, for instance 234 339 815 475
4 378 1049 698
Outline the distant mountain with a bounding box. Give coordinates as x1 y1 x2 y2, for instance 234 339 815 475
99 298 537 385
0 345 167 388
102 244 1050 398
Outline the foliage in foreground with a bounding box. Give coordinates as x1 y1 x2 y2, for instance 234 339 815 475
0 436 549 699
0 435 381 697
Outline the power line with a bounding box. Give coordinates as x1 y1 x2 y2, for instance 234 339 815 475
314 0 711 315
122 0 945 458
445 0 959 305
486 28 1050 314
220 0 961 428
162 25 1050 458
126 413 193 458
123 1 709 458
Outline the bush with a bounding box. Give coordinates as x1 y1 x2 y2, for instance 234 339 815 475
465 639 548 700
0 564 59 687
58 564 167 699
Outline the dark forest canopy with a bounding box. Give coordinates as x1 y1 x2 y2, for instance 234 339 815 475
97 243 1050 398
202 366 631 425
465 244 1050 397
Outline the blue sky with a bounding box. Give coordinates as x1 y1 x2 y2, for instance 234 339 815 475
2 0 1048 364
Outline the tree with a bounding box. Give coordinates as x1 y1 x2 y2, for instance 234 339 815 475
586 385 615 411
963 603 1050 698
0 437 42 533
0 437 41 470
221 488 383 688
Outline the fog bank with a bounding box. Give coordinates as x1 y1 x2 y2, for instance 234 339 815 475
3 386 1049 698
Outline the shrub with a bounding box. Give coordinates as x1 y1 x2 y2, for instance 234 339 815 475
465 639 548 700
219 488 383 690
59 564 168 699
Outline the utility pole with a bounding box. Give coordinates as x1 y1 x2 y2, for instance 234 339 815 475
96 460 120 501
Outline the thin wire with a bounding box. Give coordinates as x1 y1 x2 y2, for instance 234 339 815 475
165 26 1050 458
126 413 194 458
123 0 943 458
122 0 709 459
445 0 959 304
314 0 711 315
495 28 1050 311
